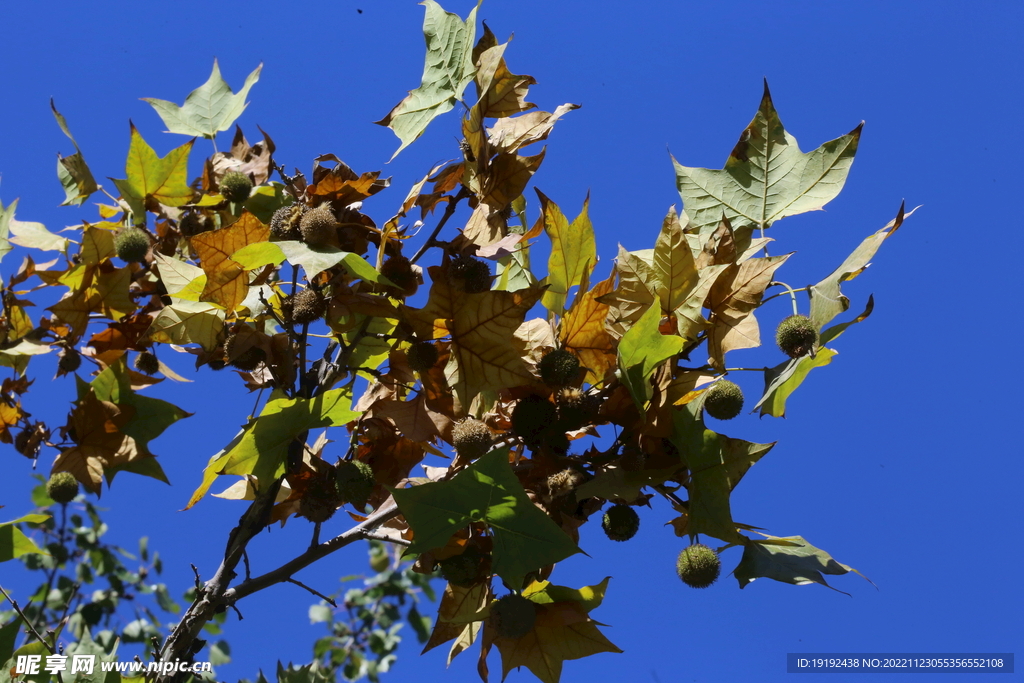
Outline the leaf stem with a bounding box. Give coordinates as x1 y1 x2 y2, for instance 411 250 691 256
766 281 802 315
409 187 470 265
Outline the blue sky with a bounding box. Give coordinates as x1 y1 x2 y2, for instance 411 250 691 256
1 1 1021 682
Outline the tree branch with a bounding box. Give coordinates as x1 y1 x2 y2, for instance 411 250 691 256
409 187 470 265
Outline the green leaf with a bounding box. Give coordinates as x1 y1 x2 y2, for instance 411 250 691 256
0 514 49 562
209 639 231 666
391 448 581 590
375 0 480 159
152 253 207 302
538 190 596 314
88 361 191 451
617 304 684 411
244 183 291 224
142 60 263 139
111 124 194 223
673 81 862 235
51 99 98 206
0 198 20 266
272 241 383 282
809 203 914 330
734 535 866 593
231 241 286 270
0 617 22 673
521 576 611 613
8 219 69 252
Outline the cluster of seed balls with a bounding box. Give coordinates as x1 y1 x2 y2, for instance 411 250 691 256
297 460 377 524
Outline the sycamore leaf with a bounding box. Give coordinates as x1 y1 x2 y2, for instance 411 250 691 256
670 401 774 543
560 271 616 384
735 535 866 593
142 60 263 139
87 361 190 452
404 272 544 408
473 41 535 118
0 199 21 265
111 124 194 222
617 304 684 412
462 150 546 247
575 462 684 504
538 191 595 314
262 241 382 282
488 103 580 153
391 448 581 590
0 513 49 562
188 388 359 504
51 100 98 206
376 0 480 159
673 81 862 235
423 583 490 656
145 300 226 351
192 212 269 313
53 389 141 494
809 202 914 330
153 253 207 301
706 253 791 370
9 218 69 252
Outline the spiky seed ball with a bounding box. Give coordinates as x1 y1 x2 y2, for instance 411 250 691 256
544 430 571 455
178 211 212 237
219 171 253 203
676 543 721 589
270 204 305 241
58 349 81 374
452 418 493 460
406 341 438 373
490 593 537 639
438 546 486 587
602 504 640 542
380 256 419 298
546 468 586 501
290 287 327 325
776 314 819 358
335 460 375 507
703 380 744 420
299 205 338 247
619 447 647 472
298 470 342 524
134 351 160 375
511 395 557 445
224 334 266 371
448 255 491 294
47 472 79 504
114 227 150 262
555 387 597 431
208 359 227 371
14 430 33 457
539 349 580 387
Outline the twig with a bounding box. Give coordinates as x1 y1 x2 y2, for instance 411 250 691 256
410 187 470 264
286 579 337 608
0 585 56 654
362 531 411 547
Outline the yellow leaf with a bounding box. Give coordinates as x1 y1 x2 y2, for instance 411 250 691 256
145 301 226 351
560 271 616 384
192 212 269 313
538 190 595 314
114 123 194 209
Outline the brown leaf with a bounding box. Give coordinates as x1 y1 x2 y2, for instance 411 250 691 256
561 271 616 384
192 211 269 313
208 126 276 185
488 104 580 153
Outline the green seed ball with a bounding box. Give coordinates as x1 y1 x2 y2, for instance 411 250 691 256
490 593 537 639
406 341 439 372
676 543 721 589
290 288 327 325
538 349 581 387
775 314 819 358
703 380 744 420
114 227 150 262
602 504 640 542
335 460 375 507
134 351 160 375
46 472 79 504
220 171 253 203
451 418 493 460
438 546 486 587
299 205 338 247
448 255 491 294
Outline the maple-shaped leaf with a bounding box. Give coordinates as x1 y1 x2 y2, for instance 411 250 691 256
735 535 869 594
142 60 262 139
111 124 194 223
487 578 621 683
153 253 207 302
422 582 490 657
537 191 595 314
0 513 50 562
673 81 862 235
51 99 98 207
376 0 480 159
670 401 774 543
463 150 546 247
52 388 141 494
187 388 359 507
559 271 616 385
706 252 791 370
403 270 544 408
617 304 684 412
489 103 580 154
192 212 269 313
145 301 226 352
474 39 535 118
809 202 914 330
391 449 581 590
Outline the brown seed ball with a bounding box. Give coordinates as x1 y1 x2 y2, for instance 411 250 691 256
490 593 537 639
545 468 586 501
555 387 597 430
406 341 438 372
335 460 375 508
178 211 212 237
448 255 491 294
299 205 338 247
299 469 342 524
290 287 327 325
270 204 305 241
676 543 721 589
134 351 160 375
46 472 79 504
380 256 419 298
224 334 266 371
58 349 81 374
438 546 487 587
511 395 558 446
451 418 493 460
538 349 580 387
219 171 253 203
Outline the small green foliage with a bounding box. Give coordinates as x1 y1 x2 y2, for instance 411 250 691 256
676 543 721 589
134 351 160 375
448 255 491 293
776 314 819 358
46 472 79 504
602 504 640 542
299 204 337 247
451 418 493 460
406 340 438 372
114 226 150 262
490 593 537 639
335 459 375 507
703 380 744 420
219 170 253 202
539 349 581 387
291 287 326 325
